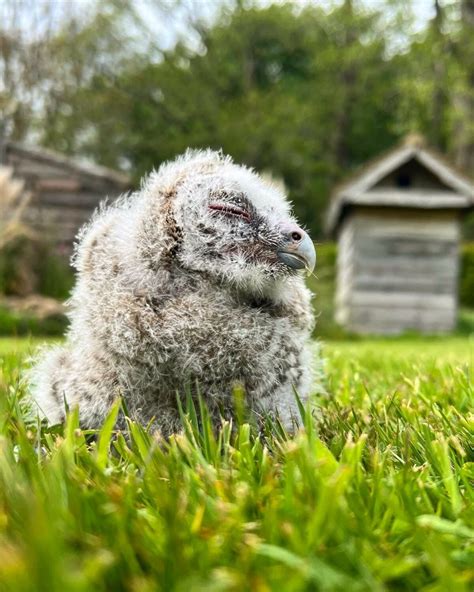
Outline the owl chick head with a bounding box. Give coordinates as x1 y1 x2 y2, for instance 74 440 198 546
140 149 315 294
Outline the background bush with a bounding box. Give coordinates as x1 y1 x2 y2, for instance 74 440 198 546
0 237 72 336
0 306 68 337
0 237 74 300
306 243 350 340
460 242 474 308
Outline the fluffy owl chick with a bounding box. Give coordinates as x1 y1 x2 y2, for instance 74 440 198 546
30 150 318 435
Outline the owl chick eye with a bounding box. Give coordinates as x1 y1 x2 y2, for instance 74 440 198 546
208 202 252 223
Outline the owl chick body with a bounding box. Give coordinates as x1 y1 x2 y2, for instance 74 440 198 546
30 150 318 435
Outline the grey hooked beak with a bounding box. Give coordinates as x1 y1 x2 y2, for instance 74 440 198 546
276 223 316 274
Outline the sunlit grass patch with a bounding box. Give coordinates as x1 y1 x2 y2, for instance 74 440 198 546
0 337 472 591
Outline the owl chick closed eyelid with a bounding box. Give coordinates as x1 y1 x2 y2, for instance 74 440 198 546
29 149 322 436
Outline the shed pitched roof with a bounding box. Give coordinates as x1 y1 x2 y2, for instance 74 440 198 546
5 142 131 187
325 135 474 234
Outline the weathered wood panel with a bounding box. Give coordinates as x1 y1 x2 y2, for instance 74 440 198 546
335 218 355 324
32 191 108 209
354 237 457 258
350 306 456 324
8 158 120 192
4 143 130 247
7 155 76 180
353 276 455 294
349 208 460 239
350 190 468 209
335 209 460 334
352 260 457 282
24 206 93 222
350 290 455 309
348 305 456 335
36 179 81 192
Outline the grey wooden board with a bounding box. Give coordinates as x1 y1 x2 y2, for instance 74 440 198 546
350 207 460 219
9 157 124 194
8 156 75 180
349 210 460 239
335 308 350 325
348 190 470 209
348 320 456 333
352 277 455 295
349 290 455 309
6 143 130 185
336 241 354 265
352 256 458 278
23 207 91 242
23 215 89 232
354 238 457 258
33 191 107 209
349 303 456 319
335 272 354 302
24 206 92 222
347 322 454 335
348 306 456 331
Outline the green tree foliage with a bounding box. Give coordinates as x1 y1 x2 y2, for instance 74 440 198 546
37 1 403 236
2 0 473 236
393 0 474 172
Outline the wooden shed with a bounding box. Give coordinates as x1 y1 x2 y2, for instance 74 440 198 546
325 135 474 335
2 142 130 250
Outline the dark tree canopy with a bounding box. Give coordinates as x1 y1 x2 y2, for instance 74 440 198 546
1 0 473 236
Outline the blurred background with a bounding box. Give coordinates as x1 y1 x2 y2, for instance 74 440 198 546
0 0 473 339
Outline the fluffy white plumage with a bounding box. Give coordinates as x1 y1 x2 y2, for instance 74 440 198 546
30 150 321 434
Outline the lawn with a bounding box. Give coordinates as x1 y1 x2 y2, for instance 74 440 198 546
0 336 472 591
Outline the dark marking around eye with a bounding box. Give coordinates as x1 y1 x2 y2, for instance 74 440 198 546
208 189 255 224
208 203 251 222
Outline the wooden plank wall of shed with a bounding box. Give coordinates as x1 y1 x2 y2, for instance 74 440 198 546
6 149 124 246
335 208 460 334
335 217 355 326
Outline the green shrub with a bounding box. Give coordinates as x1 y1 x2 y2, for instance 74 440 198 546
0 306 68 337
0 237 37 295
460 242 474 308
306 242 350 339
457 308 474 334
0 237 74 300
37 250 75 301
314 241 337 269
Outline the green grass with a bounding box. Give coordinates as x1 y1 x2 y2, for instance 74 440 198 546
0 337 473 591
